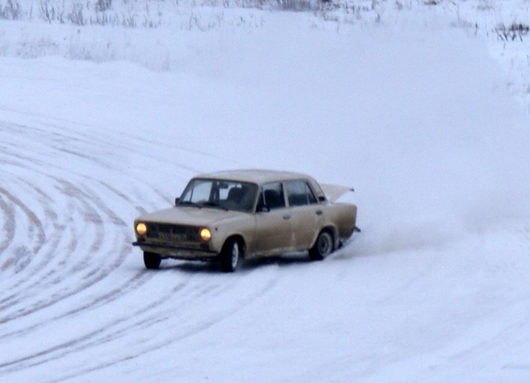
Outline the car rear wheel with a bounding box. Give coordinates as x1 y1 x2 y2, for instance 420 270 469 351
219 238 241 273
144 252 161 269
309 230 334 261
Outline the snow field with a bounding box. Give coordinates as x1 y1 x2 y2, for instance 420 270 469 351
1 5 530 383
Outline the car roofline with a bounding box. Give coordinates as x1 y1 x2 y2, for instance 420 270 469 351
195 169 313 185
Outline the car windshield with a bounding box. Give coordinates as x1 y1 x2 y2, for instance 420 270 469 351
178 178 258 213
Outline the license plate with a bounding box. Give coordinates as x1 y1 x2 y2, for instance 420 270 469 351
157 232 185 242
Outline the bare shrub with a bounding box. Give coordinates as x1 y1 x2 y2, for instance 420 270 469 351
40 0 66 23
0 0 21 20
68 2 86 25
275 0 319 11
96 0 112 12
495 23 530 42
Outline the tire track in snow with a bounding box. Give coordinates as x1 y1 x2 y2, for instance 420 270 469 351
0 118 158 320
0 119 153 340
0 193 16 264
0 185 46 271
0 115 259 382
0 179 109 318
24 270 280 382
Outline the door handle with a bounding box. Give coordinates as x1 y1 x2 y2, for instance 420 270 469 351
283 214 291 220
315 210 323 215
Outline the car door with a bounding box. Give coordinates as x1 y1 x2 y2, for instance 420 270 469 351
253 182 294 256
284 180 323 250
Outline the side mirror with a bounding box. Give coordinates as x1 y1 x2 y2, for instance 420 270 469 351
175 197 180 206
318 196 327 203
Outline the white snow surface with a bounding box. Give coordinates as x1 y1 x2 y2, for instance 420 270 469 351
1 7 530 383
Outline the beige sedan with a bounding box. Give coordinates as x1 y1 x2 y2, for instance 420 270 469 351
133 169 359 272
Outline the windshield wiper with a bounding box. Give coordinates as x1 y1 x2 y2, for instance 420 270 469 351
198 202 229 211
178 201 201 208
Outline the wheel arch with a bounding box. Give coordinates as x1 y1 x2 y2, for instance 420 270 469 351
222 234 247 258
313 225 338 250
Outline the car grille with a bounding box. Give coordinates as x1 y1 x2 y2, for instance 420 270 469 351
146 223 200 243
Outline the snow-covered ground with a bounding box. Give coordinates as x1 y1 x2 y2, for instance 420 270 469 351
1 2 530 382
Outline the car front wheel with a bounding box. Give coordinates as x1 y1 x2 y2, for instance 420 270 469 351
144 252 161 269
309 230 334 261
219 238 241 273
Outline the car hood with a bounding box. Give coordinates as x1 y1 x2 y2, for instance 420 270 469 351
136 206 247 227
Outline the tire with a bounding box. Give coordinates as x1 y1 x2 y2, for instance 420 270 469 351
219 238 241 273
309 230 334 261
144 252 161 269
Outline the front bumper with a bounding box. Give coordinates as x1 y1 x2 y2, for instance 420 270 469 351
132 241 218 261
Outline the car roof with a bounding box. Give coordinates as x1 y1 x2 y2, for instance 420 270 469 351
195 169 312 184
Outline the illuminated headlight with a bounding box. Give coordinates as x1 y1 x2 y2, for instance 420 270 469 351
136 222 147 236
199 228 212 241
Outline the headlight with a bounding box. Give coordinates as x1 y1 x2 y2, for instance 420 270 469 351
199 228 212 241
136 222 147 236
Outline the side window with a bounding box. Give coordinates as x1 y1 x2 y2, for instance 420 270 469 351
285 180 317 207
259 182 285 210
